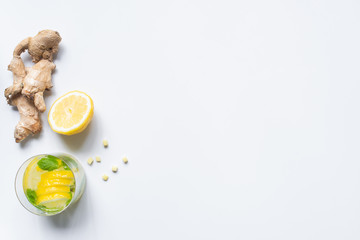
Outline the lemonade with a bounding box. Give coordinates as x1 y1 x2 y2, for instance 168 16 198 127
16 153 85 216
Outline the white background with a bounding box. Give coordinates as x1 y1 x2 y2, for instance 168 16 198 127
0 0 359 239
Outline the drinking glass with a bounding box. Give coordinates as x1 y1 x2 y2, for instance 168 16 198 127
15 153 86 216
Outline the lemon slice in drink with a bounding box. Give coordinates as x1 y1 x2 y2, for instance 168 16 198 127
37 186 71 195
36 170 74 210
23 157 45 190
37 192 72 209
38 170 75 188
48 91 94 135
38 178 74 187
41 170 74 179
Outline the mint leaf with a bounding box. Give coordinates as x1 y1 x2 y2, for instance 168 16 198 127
37 155 60 171
36 205 62 213
63 165 70 170
36 205 47 211
62 161 70 170
26 189 37 205
66 198 72 206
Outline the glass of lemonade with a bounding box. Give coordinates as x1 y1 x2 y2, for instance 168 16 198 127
15 153 86 216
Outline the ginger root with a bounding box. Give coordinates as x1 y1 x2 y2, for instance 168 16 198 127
11 95 42 143
4 30 61 142
21 59 56 112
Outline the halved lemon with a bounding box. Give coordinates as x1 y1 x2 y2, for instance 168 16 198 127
48 91 94 135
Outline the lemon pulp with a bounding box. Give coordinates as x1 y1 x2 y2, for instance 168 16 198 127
48 91 94 135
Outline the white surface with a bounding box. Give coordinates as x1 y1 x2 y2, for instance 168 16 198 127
0 0 360 239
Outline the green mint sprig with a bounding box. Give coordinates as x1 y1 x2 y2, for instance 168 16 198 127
37 155 60 171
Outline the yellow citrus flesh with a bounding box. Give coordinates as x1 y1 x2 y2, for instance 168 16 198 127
48 91 94 135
